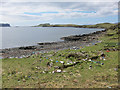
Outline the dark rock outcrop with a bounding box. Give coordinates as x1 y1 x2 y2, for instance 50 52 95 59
19 46 36 50
37 42 57 45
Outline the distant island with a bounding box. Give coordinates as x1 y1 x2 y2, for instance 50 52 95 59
0 23 10 27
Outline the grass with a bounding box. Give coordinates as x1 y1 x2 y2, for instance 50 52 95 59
2 24 119 88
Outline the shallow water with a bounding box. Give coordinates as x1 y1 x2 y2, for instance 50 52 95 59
0 26 104 49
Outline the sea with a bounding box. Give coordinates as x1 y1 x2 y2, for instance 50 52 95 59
0 26 104 49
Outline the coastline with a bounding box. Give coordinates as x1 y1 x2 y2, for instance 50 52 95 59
1 28 106 59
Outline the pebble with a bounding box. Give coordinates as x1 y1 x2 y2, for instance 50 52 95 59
77 74 81 77
114 68 118 71
52 71 55 73
73 62 76 63
67 63 70 65
56 69 62 73
76 70 79 73
103 59 106 60
63 70 66 73
60 61 64 64
89 59 92 61
89 65 92 69
23 79 26 82
73 79 78 83
42 71 45 73
107 86 112 88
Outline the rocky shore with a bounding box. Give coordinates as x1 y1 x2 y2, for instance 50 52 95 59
1 29 106 59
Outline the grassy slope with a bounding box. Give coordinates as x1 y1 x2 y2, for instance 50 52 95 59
2 24 119 88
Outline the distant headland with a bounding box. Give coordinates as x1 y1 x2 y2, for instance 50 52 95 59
0 23 10 27
34 23 115 29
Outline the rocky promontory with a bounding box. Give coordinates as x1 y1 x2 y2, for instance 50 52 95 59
0 23 10 27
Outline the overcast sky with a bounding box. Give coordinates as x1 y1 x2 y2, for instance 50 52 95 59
0 0 119 26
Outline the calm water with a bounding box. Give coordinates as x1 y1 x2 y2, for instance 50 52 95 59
0 27 104 49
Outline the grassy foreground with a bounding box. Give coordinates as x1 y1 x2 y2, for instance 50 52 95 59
2 24 119 88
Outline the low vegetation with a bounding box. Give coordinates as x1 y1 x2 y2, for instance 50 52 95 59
2 23 119 88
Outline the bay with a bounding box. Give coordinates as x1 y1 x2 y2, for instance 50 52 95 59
0 26 104 49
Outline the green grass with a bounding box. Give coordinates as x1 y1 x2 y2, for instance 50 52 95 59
2 24 119 88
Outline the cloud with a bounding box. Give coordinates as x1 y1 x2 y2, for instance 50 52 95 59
1 0 120 2
0 2 118 25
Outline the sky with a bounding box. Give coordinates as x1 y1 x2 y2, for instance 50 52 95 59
0 0 119 26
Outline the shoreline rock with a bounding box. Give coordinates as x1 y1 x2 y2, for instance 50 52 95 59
61 29 106 41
